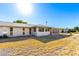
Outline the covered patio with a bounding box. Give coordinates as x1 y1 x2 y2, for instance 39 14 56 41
30 25 51 36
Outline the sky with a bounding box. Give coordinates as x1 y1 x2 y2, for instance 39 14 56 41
0 3 79 28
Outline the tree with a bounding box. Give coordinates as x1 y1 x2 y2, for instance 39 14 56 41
13 20 27 24
74 27 79 31
68 29 76 33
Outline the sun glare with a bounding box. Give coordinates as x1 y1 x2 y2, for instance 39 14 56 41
17 3 32 15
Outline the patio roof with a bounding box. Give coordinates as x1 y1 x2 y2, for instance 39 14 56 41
31 24 51 28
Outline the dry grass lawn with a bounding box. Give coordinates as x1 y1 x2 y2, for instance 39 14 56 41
0 34 79 56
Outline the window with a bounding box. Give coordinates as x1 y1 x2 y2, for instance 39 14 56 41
10 27 13 35
23 32 25 35
23 28 25 31
23 28 25 35
34 27 36 32
10 27 13 31
45 28 50 32
39 28 44 32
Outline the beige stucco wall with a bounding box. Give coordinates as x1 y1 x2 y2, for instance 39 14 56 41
0 27 10 36
12 27 22 37
36 32 50 36
12 27 29 37
0 26 29 37
0 26 50 37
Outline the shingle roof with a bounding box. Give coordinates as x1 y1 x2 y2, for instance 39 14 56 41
0 21 35 27
0 21 50 28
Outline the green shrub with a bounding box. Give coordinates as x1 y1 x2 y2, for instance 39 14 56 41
3 34 8 38
0 36 2 38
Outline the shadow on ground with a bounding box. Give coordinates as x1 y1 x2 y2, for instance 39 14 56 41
32 35 70 43
0 34 70 43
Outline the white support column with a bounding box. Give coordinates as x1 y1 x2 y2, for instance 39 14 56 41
36 27 39 32
36 27 39 36
44 28 45 32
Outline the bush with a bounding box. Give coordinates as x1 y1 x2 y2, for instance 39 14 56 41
68 29 76 33
3 34 8 38
0 36 3 38
74 27 79 32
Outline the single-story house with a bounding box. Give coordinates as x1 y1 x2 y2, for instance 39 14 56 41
62 28 69 33
0 22 51 37
50 28 64 35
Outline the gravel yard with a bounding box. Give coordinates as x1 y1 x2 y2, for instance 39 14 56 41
0 34 79 56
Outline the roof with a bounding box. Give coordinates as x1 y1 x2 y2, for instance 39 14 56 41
31 24 51 28
0 21 50 28
51 27 64 30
